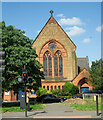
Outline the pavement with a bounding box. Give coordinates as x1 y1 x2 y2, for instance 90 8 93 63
1 103 102 119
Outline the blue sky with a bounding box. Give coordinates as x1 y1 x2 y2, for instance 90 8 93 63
2 2 101 66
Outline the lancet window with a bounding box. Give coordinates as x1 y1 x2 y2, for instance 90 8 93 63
43 51 52 76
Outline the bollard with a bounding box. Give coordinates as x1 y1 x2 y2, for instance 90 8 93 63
96 95 99 116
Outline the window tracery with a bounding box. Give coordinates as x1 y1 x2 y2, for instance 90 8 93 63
43 43 63 78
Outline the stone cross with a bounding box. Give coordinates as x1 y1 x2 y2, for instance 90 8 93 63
50 10 53 16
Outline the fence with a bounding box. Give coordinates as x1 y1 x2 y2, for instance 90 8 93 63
83 93 103 118
83 94 101 101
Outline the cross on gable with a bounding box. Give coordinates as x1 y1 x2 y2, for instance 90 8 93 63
50 10 53 16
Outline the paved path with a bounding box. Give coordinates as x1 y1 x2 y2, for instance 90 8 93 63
2 103 102 119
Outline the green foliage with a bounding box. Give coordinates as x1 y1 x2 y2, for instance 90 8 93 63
63 96 72 99
62 82 79 96
51 89 62 96
36 87 52 96
89 59 103 90
51 83 79 97
1 21 44 92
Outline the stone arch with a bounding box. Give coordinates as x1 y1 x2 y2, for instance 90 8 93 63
39 39 68 78
72 69 92 93
77 77 92 93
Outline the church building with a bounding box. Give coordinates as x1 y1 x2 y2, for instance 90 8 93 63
3 10 93 102
32 10 93 93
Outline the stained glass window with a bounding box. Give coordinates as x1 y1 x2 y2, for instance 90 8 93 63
43 51 52 77
59 55 63 76
54 55 58 76
43 54 47 76
43 47 63 78
48 55 52 76
54 51 63 77
49 42 56 50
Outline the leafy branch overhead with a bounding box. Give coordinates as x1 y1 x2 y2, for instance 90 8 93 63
1 21 44 92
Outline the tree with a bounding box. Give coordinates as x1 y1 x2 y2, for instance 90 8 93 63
1 21 44 93
89 59 103 90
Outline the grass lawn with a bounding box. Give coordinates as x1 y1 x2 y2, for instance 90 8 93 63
2 103 45 113
69 99 102 111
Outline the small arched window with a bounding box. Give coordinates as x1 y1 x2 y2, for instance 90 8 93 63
51 86 53 90
47 86 49 90
55 86 57 89
58 86 60 89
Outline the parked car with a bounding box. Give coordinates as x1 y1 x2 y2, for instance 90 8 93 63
36 94 67 103
98 90 103 94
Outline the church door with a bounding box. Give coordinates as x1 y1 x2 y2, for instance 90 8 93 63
80 87 89 93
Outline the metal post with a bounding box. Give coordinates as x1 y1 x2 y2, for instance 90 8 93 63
96 95 99 116
24 83 27 117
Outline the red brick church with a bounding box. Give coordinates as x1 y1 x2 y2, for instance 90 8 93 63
3 11 92 101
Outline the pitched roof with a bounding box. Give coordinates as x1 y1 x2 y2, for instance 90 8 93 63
77 56 89 70
32 11 76 50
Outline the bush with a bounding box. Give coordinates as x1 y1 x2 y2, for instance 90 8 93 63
63 82 79 96
62 96 72 99
36 87 52 96
51 89 62 96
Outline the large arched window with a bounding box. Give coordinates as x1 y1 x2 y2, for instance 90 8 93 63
43 42 64 78
43 51 52 77
54 51 63 77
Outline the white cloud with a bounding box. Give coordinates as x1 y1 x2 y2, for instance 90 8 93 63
37 30 40 34
66 26 86 36
82 38 91 43
96 25 103 32
56 14 65 18
58 17 84 26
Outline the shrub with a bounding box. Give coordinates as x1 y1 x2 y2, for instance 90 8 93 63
63 82 79 96
36 87 52 96
51 89 62 96
62 96 72 99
